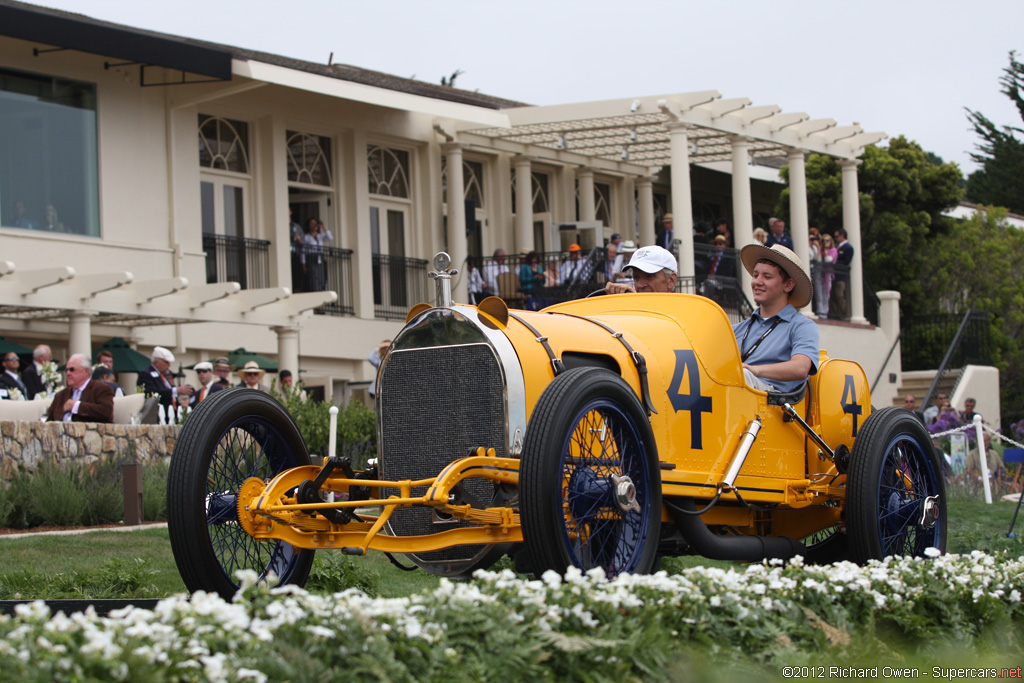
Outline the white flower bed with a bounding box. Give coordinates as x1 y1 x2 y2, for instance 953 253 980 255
1 552 1022 681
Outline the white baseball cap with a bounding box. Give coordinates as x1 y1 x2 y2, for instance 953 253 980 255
624 245 677 275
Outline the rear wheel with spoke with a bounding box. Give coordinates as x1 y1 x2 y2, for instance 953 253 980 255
168 389 314 598
848 407 946 562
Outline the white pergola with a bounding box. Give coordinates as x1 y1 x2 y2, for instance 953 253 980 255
447 90 886 323
0 261 336 373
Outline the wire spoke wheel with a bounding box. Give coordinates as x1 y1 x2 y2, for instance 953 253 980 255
168 390 314 598
521 368 660 578
848 407 946 562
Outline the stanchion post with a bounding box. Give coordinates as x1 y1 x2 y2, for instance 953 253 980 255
975 415 992 505
123 463 143 525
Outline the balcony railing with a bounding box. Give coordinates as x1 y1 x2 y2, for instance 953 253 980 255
487 248 752 323
203 234 271 290
373 254 430 321
289 244 355 316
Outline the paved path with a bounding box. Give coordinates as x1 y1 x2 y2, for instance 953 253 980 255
0 522 167 540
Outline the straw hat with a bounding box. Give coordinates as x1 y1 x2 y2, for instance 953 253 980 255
739 243 813 309
237 360 266 381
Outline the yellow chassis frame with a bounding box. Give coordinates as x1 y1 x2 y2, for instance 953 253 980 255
236 447 847 553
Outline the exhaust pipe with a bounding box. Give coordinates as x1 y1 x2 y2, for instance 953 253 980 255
664 498 805 562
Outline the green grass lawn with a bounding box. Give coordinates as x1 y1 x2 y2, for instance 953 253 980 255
0 493 1021 600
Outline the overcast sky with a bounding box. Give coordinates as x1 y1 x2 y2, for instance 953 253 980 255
35 0 1024 174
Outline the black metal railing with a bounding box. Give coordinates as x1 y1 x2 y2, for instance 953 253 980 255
373 254 430 321
902 310 992 374
288 244 355 316
476 247 752 323
203 234 271 290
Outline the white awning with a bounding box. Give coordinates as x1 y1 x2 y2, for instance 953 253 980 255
0 262 336 327
465 91 886 168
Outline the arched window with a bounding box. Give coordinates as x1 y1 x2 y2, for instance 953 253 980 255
441 157 485 207
510 171 550 214
198 116 250 173
287 131 332 186
367 145 410 198
594 182 611 227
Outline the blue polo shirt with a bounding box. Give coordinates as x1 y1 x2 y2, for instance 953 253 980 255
732 303 819 393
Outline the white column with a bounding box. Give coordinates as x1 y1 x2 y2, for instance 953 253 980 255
513 156 533 253
636 175 656 246
68 312 92 359
840 159 867 324
666 123 694 279
787 149 813 316
577 168 596 222
444 143 469 303
729 135 754 296
274 325 301 381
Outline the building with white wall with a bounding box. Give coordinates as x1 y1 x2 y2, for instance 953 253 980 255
0 0 899 404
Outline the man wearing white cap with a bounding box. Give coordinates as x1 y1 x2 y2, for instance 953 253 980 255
137 346 193 408
190 361 224 407
604 245 678 294
732 244 819 393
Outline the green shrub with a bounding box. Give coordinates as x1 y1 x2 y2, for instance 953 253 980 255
0 455 169 529
305 552 383 595
269 381 377 467
142 457 168 522
81 457 125 526
17 459 88 527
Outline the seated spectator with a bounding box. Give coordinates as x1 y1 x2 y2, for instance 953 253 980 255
45 354 114 423
923 392 948 425
21 344 52 400
91 365 124 397
278 369 307 401
237 361 268 391
138 346 193 408
483 249 509 295
191 361 225 406
96 349 115 370
961 398 981 423
0 352 28 400
903 395 925 424
966 433 1003 477
213 357 233 388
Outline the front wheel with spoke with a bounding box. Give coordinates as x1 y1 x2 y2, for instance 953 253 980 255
168 389 314 598
520 367 660 578
847 407 946 562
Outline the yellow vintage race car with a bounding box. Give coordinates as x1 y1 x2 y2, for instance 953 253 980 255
168 253 946 598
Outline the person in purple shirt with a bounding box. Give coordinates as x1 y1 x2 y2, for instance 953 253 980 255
732 244 818 393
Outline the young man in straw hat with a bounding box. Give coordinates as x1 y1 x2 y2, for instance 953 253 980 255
733 244 819 393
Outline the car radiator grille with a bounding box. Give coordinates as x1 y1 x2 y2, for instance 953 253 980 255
379 344 507 561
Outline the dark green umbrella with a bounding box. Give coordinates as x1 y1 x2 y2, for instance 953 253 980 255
187 348 278 372
225 348 278 372
94 337 152 373
0 336 32 356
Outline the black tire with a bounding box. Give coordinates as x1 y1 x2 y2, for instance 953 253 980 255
847 407 947 562
520 367 660 577
168 389 315 598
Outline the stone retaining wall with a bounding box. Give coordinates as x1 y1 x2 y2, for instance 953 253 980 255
0 421 181 476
